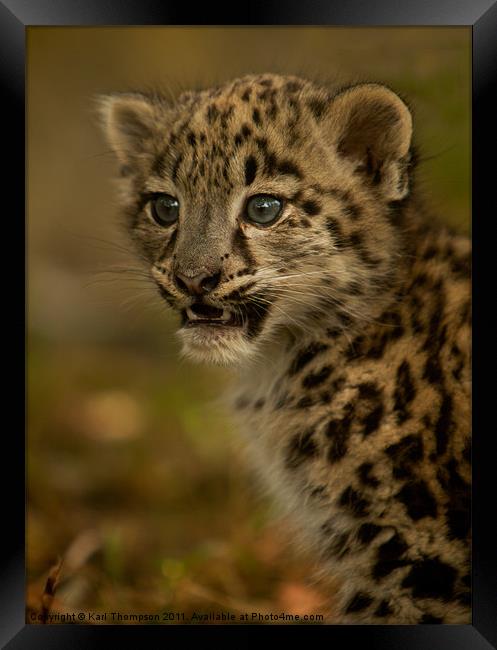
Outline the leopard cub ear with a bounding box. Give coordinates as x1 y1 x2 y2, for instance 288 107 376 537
96 93 161 167
329 84 413 201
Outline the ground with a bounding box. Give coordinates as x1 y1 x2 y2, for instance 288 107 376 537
27 336 331 624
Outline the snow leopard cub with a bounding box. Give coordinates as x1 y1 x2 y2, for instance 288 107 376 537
99 73 471 624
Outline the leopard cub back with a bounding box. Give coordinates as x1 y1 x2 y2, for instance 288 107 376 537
100 73 471 624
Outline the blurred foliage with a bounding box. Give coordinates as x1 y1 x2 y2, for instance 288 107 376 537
27 27 470 624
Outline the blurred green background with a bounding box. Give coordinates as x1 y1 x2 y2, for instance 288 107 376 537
27 27 470 624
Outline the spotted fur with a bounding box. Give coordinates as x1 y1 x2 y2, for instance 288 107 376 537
99 73 471 623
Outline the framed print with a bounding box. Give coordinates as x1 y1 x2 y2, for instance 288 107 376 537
2 0 496 647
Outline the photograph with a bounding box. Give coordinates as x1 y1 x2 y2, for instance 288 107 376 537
26 25 471 626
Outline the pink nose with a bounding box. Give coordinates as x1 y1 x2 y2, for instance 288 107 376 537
174 271 221 296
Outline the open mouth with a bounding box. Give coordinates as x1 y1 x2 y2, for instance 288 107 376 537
177 296 270 362
182 302 244 328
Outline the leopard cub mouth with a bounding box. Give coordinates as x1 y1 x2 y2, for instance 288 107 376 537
182 302 243 328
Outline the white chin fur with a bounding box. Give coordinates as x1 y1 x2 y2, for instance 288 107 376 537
177 326 256 366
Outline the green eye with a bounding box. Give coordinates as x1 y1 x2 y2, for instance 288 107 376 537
245 195 283 225
151 194 180 225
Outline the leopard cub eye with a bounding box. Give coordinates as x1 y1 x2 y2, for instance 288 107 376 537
151 194 180 226
245 195 283 226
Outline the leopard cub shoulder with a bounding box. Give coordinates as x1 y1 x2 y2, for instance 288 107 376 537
100 73 471 624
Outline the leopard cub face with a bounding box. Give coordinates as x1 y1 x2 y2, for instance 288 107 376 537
100 74 413 365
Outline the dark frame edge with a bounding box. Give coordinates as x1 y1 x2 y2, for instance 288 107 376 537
472 1 497 648
0 0 25 649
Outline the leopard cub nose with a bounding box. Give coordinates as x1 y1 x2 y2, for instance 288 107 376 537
174 270 221 296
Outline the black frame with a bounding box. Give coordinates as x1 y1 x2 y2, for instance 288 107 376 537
4 1 496 647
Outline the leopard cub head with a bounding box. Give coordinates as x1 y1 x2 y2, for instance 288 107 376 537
99 73 413 365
